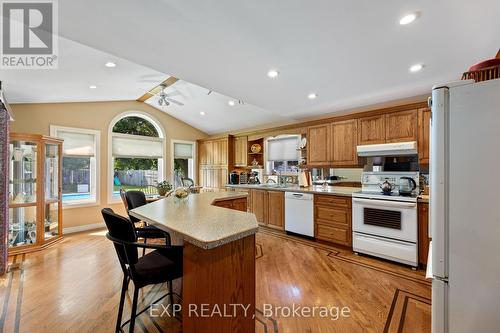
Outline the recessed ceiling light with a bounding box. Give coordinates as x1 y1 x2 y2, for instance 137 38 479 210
308 93 317 100
105 62 116 68
399 12 418 25
267 70 279 78
200 111 206 116
409 63 424 73
228 100 236 106
89 85 97 89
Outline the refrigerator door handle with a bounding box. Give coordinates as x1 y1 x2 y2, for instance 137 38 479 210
430 86 449 279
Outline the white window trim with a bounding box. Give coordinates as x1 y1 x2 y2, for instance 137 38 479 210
170 139 197 185
107 111 166 204
49 125 101 208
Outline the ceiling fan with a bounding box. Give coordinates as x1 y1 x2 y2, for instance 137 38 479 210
158 86 184 106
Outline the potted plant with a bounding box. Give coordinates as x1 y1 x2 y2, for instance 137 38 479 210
156 180 172 196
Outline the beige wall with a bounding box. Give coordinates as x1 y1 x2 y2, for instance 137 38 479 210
10 100 207 229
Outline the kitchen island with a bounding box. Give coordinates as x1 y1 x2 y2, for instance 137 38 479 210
130 191 258 333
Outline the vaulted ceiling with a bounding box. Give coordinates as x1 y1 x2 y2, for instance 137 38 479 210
3 0 500 134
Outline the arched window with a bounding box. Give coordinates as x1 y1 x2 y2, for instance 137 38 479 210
108 112 165 201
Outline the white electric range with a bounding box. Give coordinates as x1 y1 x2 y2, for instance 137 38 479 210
351 172 420 267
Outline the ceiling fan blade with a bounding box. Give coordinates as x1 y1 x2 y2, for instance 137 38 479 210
167 98 184 106
165 91 183 98
137 76 179 102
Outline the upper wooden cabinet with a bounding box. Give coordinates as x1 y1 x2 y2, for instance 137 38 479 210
385 109 418 143
234 136 248 167
358 115 385 145
418 108 431 164
331 119 358 166
307 124 331 166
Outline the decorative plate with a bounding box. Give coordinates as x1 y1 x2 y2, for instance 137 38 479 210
250 143 262 153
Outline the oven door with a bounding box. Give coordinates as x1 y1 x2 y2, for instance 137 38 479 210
352 197 417 242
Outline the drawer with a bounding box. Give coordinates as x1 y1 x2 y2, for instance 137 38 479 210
315 206 350 226
315 195 351 207
316 224 351 246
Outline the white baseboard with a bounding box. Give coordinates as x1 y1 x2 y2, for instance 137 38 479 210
63 222 105 235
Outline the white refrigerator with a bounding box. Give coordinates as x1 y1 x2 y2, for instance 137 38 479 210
430 78 500 333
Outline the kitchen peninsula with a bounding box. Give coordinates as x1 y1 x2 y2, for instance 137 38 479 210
129 192 258 332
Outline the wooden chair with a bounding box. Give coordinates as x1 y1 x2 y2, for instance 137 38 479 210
140 184 158 197
102 208 182 333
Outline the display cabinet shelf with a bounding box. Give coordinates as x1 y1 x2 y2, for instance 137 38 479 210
8 133 63 255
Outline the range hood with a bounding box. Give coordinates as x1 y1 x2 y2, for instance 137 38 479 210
357 141 418 157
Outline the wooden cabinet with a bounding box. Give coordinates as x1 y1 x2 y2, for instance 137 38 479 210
418 202 430 266
249 189 284 229
213 197 248 212
234 136 248 167
8 133 63 255
198 136 234 190
199 167 228 190
314 195 352 247
266 191 284 229
251 189 267 224
358 115 385 145
385 109 418 143
307 124 331 165
418 108 431 164
331 119 358 166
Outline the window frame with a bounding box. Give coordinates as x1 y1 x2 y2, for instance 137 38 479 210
49 125 101 208
108 111 166 204
170 139 197 186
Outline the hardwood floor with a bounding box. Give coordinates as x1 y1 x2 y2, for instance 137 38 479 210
0 228 430 332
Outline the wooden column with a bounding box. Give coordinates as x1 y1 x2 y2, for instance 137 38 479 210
182 235 255 332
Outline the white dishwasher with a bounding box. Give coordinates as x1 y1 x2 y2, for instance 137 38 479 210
284 192 314 237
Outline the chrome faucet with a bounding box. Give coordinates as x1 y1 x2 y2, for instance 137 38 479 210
266 178 277 184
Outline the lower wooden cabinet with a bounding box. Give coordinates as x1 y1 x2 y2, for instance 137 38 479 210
199 167 229 190
249 189 284 230
418 202 430 265
267 191 284 229
314 194 352 247
213 197 248 212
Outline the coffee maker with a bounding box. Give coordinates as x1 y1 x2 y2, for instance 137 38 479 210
229 171 240 185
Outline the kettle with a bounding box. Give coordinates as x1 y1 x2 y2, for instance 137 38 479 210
399 177 417 196
379 180 395 194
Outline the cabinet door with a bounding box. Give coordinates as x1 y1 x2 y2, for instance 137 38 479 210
418 202 430 265
266 191 284 230
218 168 229 188
307 124 331 165
205 141 214 165
331 119 358 166
218 139 228 165
234 136 248 167
358 115 385 145
199 141 207 165
385 109 418 143
418 108 431 164
251 190 267 223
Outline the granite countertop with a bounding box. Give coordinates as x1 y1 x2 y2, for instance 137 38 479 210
227 184 430 202
226 184 361 197
418 195 430 203
129 192 258 250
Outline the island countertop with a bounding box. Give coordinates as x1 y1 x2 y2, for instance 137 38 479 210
129 191 258 250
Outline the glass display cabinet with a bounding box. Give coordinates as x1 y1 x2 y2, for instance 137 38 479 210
8 133 63 255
